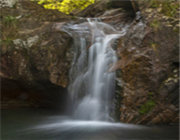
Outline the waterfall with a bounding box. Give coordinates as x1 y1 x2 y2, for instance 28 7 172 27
68 18 126 121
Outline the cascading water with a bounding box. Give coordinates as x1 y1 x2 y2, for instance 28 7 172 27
2 10 178 140
68 18 126 121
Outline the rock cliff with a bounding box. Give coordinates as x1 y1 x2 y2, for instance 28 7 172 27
113 0 179 124
0 0 179 124
1 1 73 109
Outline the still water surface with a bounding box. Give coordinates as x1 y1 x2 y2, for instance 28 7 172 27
1 109 179 140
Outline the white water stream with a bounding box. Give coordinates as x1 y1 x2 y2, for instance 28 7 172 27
2 17 178 140
68 19 126 121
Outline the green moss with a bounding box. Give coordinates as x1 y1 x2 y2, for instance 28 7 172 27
139 100 156 115
107 1 112 10
1 38 13 45
149 0 159 8
12 1 18 9
71 16 77 20
1 15 19 41
58 31 65 35
147 0 179 18
148 92 153 96
0 38 13 54
150 19 160 31
24 49 30 61
3 15 17 27
160 1 179 18
173 24 180 35
150 42 158 51
0 38 13 46
25 14 31 18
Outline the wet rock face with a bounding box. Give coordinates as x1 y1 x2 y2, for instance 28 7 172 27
113 1 179 124
0 1 73 108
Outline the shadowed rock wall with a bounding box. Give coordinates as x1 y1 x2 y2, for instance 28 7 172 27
1 1 73 109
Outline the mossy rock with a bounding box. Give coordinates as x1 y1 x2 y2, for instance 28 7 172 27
139 100 156 115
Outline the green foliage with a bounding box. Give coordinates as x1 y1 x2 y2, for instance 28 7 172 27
1 15 19 42
33 0 95 14
148 92 153 96
107 1 112 10
0 38 13 53
1 38 13 45
139 100 156 115
174 24 180 35
149 0 159 8
3 15 17 26
150 42 157 51
147 0 179 18
160 1 179 18
2 16 18 41
150 19 160 32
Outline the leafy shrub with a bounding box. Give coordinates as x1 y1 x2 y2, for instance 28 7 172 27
148 0 179 18
32 0 95 14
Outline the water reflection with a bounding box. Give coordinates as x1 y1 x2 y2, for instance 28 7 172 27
2 109 179 140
